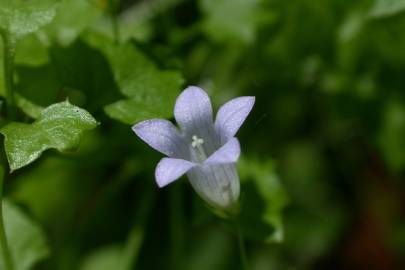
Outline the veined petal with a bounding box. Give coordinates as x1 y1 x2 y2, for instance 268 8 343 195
187 164 240 210
155 158 195 187
174 86 214 131
132 119 185 158
215 96 255 143
205 138 240 165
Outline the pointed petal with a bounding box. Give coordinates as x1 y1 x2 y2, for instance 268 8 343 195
132 119 185 158
174 86 214 131
205 138 240 165
215 96 255 142
155 158 195 187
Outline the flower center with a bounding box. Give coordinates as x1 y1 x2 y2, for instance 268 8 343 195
191 135 207 162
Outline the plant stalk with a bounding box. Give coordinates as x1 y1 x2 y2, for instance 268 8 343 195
169 184 184 270
235 220 249 270
0 168 14 270
108 0 120 44
1 31 16 120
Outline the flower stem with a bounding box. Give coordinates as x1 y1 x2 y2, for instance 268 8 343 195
0 168 14 270
169 184 184 270
1 31 16 120
235 220 249 270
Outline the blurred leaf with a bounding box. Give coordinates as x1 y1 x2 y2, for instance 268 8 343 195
200 0 264 44
370 0 405 17
1 101 98 171
15 34 49 66
238 158 288 243
0 0 58 39
15 38 121 112
15 94 44 119
45 0 102 46
0 199 49 270
84 33 184 125
15 63 61 107
80 246 124 270
378 99 405 172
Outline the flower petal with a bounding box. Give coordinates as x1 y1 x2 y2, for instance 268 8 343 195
132 119 186 158
205 138 240 165
155 158 195 187
187 164 240 210
215 96 255 143
174 86 214 131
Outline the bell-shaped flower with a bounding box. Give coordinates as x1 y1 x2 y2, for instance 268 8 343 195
132 86 255 212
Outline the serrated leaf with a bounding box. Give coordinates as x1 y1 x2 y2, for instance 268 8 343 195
0 0 58 39
0 199 49 270
370 0 405 17
238 158 288 243
0 101 98 171
84 34 184 125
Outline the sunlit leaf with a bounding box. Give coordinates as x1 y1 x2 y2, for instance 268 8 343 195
0 0 58 39
1 101 98 171
370 0 405 17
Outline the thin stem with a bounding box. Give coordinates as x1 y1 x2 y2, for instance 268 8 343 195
169 184 184 270
122 189 156 270
235 220 249 270
108 0 120 44
1 31 16 119
0 168 14 270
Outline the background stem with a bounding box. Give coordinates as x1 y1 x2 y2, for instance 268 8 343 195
0 167 14 270
122 189 155 270
107 0 120 44
1 31 16 120
235 220 249 270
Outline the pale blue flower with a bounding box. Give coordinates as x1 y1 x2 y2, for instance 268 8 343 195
132 86 255 211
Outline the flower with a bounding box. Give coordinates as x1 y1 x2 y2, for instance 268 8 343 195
132 86 255 212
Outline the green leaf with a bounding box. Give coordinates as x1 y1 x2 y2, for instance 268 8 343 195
0 199 49 270
200 0 265 44
370 0 405 17
0 101 98 171
84 33 184 125
15 94 44 119
378 99 405 171
80 246 124 270
46 0 102 45
0 0 58 39
238 158 288 243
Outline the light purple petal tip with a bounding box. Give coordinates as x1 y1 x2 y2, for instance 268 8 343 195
205 137 241 165
155 158 195 187
174 86 213 131
215 96 255 142
132 119 184 158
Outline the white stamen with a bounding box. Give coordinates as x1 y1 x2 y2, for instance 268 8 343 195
191 135 207 161
192 135 204 148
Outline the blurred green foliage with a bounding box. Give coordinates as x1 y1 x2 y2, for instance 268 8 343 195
0 0 404 269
